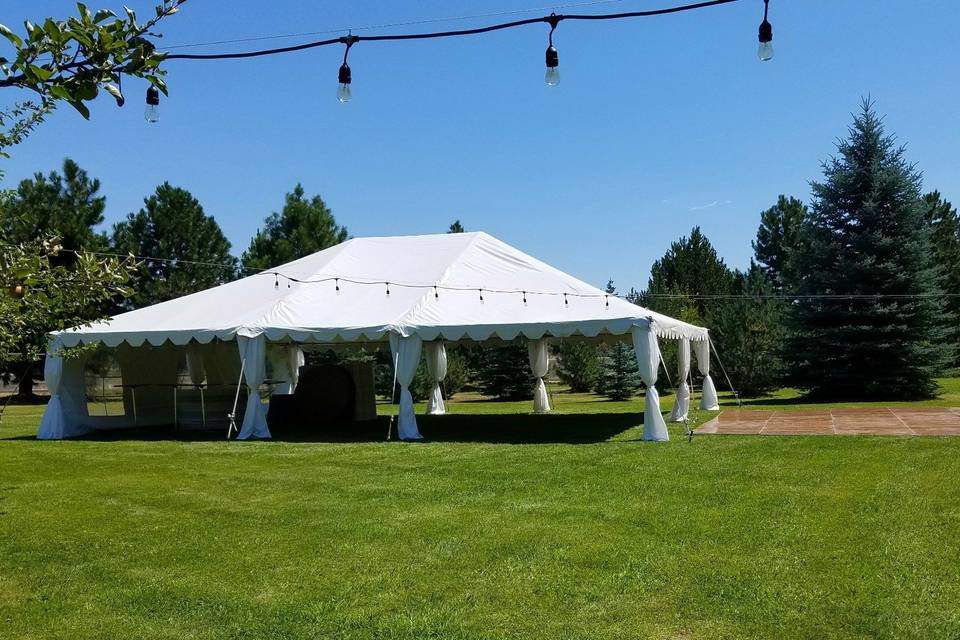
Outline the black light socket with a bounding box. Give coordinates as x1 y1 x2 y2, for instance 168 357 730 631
338 62 352 85
758 19 772 43
545 45 559 68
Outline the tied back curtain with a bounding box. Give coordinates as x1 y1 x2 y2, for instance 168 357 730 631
390 333 424 440
237 335 270 439
668 338 691 422
693 339 720 411
186 343 205 387
37 348 66 440
267 344 304 394
631 325 669 441
527 338 551 414
287 345 304 391
424 341 447 415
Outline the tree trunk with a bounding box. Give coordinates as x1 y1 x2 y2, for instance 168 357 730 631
16 362 35 398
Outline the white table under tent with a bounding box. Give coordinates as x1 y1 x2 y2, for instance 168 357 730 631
37 232 721 442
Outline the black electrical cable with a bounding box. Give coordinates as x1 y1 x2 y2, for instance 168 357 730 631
163 0 740 62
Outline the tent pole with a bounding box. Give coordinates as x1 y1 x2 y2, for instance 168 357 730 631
386 349 399 441
227 357 246 439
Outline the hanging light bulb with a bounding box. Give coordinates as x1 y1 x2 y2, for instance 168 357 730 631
337 35 358 103
545 46 560 86
757 0 773 61
145 85 160 123
337 63 352 102
544 14 561 86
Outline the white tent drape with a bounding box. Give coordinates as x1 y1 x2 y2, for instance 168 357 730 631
36 346 66 440
237 335 270 439
268 344 304 394
186 343 205 387
693 339 720 411
390 333 424 440
631 325 669 441
287 344 304 391
527 338 551 414
424 341 447 415
668 338 691 422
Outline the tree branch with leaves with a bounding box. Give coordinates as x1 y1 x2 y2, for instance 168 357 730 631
0 1 185 157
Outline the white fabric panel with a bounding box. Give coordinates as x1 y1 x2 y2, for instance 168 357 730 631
287 345 304 390
693 339 720 411
267 344 303 395
237 335 270 439
37 350 65 439
115 343 181 427
527 338 551 414
424 341 447 415
54 232 709 348
668 338 691 422
186 343 205 387
632 325 670 441
390 333 423 440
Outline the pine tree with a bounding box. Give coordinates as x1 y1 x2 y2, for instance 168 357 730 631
111 183 237 308
556 342 600 392
596 341 641 400
448 220 465 233
922 191 960 369
711 264 785 395
242 184 348 270
645 226 732 321
476 340 533 400
752 195 807 291
1 158 108 258
784 102 949 398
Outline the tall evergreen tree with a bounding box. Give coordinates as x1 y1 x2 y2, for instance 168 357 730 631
241 184 348 270
596 341 641 400
1 158 108 256
645 226 733 320
922 191 960 368
784 102 949 398
711 264 786 395
111 183 237 308
752 195 807 291
448 220 465 233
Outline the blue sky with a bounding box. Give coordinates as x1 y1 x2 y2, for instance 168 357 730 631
3 1 959 291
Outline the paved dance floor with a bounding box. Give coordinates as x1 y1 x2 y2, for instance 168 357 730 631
695 407 960 436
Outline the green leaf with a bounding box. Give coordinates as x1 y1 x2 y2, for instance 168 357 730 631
67 99 90 119
103 83 123 102
93 9 116 23
76 3 92 25
48 85 71 100
28 65 53 81
67 29 94 48
146 74 167 95
0 23 24 47
123 6 137 25
43 18 63 41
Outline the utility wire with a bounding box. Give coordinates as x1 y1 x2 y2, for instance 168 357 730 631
159 0 635 51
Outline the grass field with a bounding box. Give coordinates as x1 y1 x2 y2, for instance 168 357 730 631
1 384 959 639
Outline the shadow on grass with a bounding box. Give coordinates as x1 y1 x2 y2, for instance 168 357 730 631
6 413 644 444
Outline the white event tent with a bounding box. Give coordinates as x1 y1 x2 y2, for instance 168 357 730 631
37 232 721 441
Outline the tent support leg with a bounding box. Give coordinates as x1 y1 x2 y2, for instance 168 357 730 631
227 358 246 440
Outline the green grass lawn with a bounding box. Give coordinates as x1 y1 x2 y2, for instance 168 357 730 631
1 384 959 639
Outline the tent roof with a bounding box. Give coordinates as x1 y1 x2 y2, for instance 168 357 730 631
56 232 708 348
